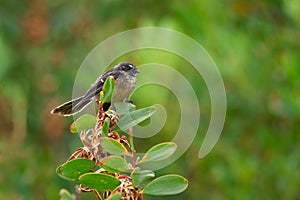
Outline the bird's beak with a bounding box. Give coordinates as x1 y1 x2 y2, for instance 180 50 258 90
136 68 140 73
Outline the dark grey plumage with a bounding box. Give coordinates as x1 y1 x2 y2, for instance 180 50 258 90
51 62 139 116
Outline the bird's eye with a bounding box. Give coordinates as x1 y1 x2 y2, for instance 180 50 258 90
122 64 133 71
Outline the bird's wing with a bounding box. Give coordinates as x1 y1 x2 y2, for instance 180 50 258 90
82 68 120 100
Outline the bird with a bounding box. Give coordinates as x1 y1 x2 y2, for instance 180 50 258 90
51 62 139 116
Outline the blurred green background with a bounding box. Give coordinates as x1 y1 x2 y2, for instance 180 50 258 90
1 0 300 199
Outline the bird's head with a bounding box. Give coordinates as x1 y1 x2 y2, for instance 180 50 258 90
116 62 140 76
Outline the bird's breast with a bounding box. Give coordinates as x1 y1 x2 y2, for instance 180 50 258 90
112 74 136 102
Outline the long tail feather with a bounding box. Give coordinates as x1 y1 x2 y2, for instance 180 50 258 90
51 96 92 116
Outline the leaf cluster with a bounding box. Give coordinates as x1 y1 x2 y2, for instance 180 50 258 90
56 77 188 200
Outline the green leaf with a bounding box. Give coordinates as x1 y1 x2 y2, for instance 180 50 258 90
100 137 128 155
138 142 177 164
70 114 97 133
132 167 141 188
117 106 156 131
79 173 120 191
99 91 104 101
128 128 134 152
107 193 122 200
102 118 110 137
114 102 136 115
101 156 129 173
56 158 96 181
142 175 188 195
59 189 73 200
102 76 115 102
132 167 155 188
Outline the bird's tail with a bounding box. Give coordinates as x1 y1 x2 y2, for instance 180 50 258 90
51 96 93 116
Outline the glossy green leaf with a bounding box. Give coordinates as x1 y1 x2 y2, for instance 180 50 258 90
79 173 120 191
70 114 97 133
138 142 177 164
102 76 115 102
56 158 95 180
114 102 136 115
132 167 155 188
59 189 73 200
101 156 129 173
117 106 156 131
142 174 188 195
102 118 110 137
107 193 122 200
100 137 128 155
